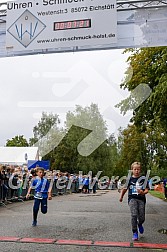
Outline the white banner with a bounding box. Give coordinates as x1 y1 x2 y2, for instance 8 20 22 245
6 0 117 51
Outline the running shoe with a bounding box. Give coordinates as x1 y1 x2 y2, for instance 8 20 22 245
32 220 37 226
132 232 138 241
138 225 144 234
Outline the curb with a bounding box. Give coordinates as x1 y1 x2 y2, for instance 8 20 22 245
0 236 167 249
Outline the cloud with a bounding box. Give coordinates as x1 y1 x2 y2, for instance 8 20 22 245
0 49 129 146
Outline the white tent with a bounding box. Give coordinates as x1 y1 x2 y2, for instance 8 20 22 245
0 147 39 165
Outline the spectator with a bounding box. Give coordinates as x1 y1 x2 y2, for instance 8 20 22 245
0 166 9 203
92 176 98 194
17 175 23 198
9 168 18 199
83 175 89 193
117 179 121 193
163 177 167 200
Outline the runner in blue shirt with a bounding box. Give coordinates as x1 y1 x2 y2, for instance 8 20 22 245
26 167 52 226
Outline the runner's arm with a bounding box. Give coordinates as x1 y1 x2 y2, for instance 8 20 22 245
119 188 127 202
26 186 32 198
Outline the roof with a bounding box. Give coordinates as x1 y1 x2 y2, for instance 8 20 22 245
0 147 39 164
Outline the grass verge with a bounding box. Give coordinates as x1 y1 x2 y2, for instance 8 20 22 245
149 190 166 200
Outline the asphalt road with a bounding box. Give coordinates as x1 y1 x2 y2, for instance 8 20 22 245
0 190 167 252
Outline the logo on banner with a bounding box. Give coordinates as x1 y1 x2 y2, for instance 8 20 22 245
7 10 46 48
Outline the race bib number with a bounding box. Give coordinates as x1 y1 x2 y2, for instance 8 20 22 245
34 192 43 199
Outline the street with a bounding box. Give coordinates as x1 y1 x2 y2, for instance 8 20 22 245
0 190 167 251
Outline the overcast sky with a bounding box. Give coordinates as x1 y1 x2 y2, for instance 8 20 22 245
0 48 132 146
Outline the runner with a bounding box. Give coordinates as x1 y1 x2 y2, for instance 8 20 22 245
26 167 52 226
119 161 149 241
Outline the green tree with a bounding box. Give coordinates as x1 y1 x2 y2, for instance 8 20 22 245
6 135 28 147
29 111 63 161
116 47 167 173
144 125 167 174
31 111 60 140
52 103 113 175
52 125 92 173
106 134 120 177
117 47 167 132
114 124 167 176
114 125 149 176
